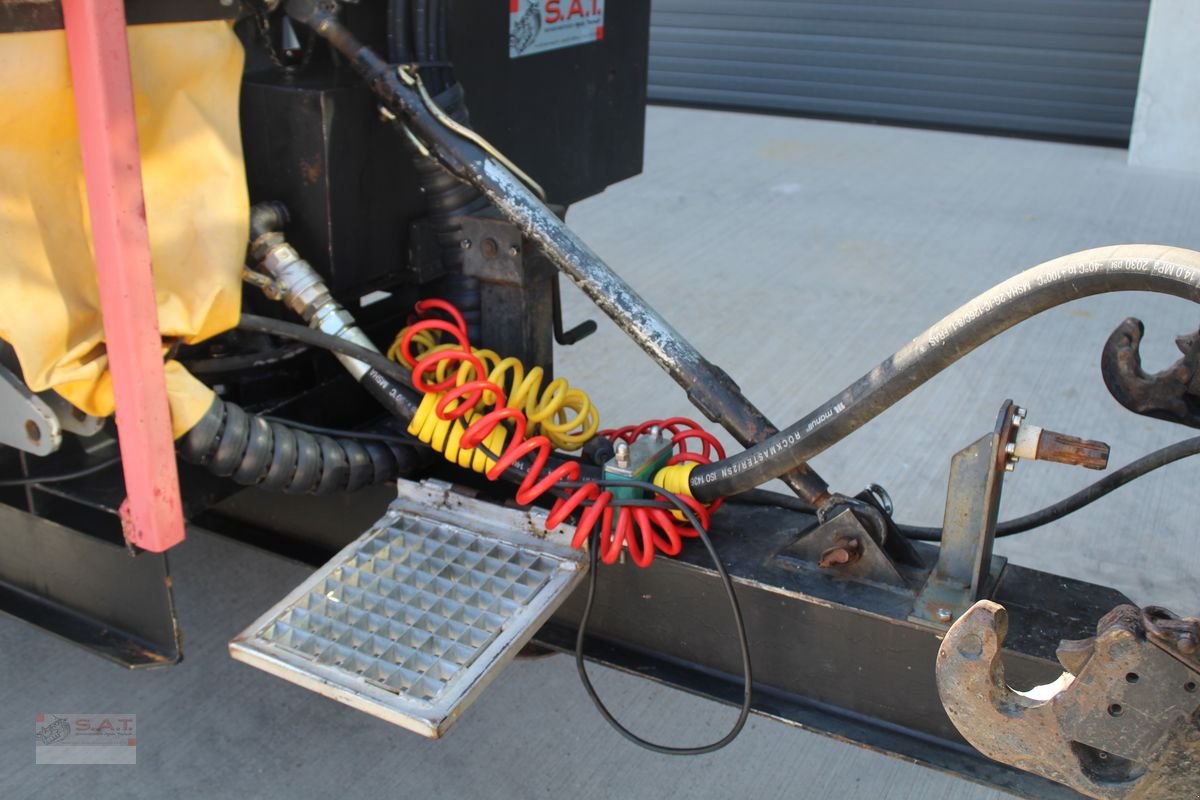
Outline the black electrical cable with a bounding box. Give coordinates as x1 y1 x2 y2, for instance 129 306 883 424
0 454 121 487
567 476 753 755
237 314 414 389
901 435 1200 541
688 246 1200 502
463 430 753 753
727 436 1200 541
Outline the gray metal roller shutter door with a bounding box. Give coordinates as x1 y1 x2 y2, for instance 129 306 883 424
648 0 1150 143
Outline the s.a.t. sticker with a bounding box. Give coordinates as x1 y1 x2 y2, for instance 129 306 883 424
510 0 605 59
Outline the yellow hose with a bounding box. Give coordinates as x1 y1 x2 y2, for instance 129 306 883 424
389 325 599 452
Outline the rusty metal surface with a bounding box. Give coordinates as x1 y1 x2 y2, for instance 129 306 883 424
1035 429 1111 470
458 215 556 373
1102 317 1200 429
774 507 909 589
937 600 1200 799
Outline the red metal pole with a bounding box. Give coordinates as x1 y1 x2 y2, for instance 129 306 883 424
61 0 185 552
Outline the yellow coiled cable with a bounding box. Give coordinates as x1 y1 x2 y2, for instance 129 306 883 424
389 325 600 452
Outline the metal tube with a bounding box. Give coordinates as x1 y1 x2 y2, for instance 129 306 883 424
62 0 185 552
286 0 831 503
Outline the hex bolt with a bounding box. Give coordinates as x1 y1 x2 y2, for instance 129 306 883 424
614 441 630 469
460 238 472 250
937 608 953 624
508 244 521 257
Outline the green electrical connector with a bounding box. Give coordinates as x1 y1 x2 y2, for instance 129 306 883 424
603 426 675 501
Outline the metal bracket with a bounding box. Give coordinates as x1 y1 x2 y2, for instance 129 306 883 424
937 600 1200 799
910 401 1019 626
910 400 1111 627
458 214 556 371
0 503 180 668
0 363 62 456
774 507 908 589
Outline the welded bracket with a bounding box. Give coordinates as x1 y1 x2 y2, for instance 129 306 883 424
937 600 1200 799
909 401 1018 626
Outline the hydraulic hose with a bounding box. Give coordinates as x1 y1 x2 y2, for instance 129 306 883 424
179 397 423 494
688 245 1200 502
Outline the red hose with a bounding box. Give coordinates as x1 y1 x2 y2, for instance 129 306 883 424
403 301 722 567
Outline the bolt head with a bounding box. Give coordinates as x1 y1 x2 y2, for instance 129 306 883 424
509 244 521 257
1012 414 1022 427
1004 462 1016 472
936 608 953 623
460 238 472 250
1005 442 1016 454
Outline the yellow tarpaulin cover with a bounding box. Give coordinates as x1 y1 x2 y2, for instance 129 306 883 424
0 21 247 437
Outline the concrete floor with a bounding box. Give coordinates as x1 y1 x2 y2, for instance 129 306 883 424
4 106 1200 799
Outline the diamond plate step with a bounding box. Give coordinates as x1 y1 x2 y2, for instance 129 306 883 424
230 479 586 737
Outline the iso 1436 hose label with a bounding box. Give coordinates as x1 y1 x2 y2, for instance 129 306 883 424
510 0 605 59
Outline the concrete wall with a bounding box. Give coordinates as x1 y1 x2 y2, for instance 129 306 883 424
1129 0 1200 172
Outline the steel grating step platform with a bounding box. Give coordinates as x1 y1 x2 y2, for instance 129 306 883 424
230 479 586 737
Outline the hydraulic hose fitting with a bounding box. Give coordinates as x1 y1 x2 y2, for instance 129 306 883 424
249 225 378 382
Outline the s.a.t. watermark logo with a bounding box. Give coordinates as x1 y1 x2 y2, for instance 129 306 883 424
35 714 136 764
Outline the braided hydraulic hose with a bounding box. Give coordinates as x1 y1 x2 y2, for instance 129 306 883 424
686 244 1200 502
178 398 423 494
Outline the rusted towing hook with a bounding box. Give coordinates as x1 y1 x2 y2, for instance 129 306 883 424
936 600 1200 799
1102 317 1200 430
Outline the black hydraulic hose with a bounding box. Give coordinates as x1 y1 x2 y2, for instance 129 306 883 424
179 398 425 494
236 313 421 419
237 314 412 390
249 201 289 243
688 245 1200 502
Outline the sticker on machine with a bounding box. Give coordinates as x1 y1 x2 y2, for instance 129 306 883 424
509 0 605 59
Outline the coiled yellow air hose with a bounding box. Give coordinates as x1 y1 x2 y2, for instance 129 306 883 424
389 325 600 454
